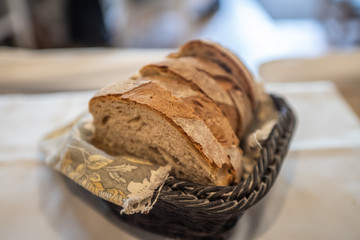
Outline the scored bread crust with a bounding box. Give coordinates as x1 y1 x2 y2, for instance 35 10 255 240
141 75 239 147
140 60 234 106
140 61 239 133
141 57 253 139
168 39 258 110
89 78 235 186
176 56 254 137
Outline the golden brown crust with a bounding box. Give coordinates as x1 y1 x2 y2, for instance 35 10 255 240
169 39 258 110
141 75 239 147
140 60 234 106
170 56 253 138
140 60 238 133
146 56 253 139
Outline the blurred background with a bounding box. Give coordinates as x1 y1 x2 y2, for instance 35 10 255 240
0 0 359 114
1 3 360 239
2 0 360 59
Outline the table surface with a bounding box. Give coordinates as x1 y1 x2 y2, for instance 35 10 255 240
259 50 360 118
0 81 359 240
0 48 359 240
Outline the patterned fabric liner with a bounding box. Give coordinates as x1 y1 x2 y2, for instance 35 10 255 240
40 113 171 214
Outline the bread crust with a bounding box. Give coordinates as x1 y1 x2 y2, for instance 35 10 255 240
141 75 239 147
169 39 258 110
142 57 253 139
141 61 239 132
170 56 254 138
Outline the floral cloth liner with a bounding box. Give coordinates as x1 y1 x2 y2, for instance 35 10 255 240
40 113 171 215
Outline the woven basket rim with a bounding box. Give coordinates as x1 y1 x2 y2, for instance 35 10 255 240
155 94 296 204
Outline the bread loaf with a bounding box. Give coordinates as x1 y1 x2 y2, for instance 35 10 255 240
89 40 258 186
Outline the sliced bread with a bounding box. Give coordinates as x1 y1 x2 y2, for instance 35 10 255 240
141 57 253 138
89 78 236 186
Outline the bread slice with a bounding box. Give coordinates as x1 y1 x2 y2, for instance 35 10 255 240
168 39 258 110
89 78 235 186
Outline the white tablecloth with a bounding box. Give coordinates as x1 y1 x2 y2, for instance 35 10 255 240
1 81 359 240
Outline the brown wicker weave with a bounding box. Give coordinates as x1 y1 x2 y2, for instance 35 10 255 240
107 95 296 240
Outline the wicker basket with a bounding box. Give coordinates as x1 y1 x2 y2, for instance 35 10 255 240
107 95 296 240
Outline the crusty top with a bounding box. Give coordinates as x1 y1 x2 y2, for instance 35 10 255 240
140 75 239 147
169 39 258 110
140 60 239 132
140 59 234 106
